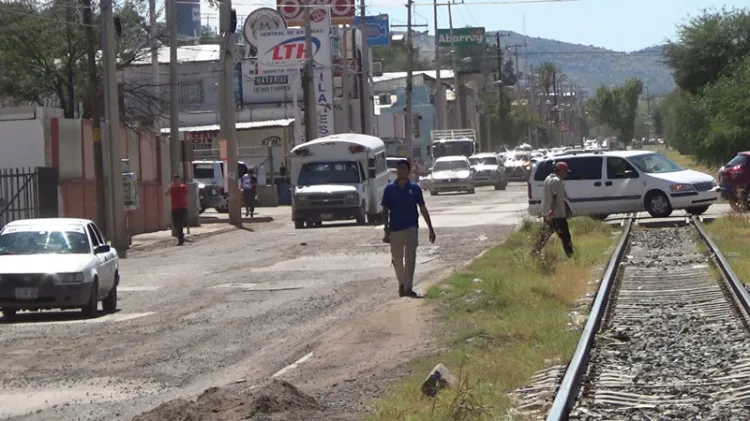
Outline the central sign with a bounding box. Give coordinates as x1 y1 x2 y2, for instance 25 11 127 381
256 24 335 139
436 27 486 47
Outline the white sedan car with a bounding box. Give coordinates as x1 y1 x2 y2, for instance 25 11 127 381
430 156 475 195
0 218 119 319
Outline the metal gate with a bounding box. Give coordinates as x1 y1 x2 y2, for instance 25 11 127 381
0 167 59 228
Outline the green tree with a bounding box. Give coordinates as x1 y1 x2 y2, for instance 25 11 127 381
371 45 432 73
502 59 517 86
0 0 167 122
664 7 750 94
588 79 644 145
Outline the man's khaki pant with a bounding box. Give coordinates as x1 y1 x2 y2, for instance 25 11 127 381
390 227 419 290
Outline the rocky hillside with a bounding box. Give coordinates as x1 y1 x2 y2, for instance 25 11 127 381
410 31 675 95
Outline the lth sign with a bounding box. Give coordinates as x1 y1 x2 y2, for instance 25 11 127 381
436 27 486 47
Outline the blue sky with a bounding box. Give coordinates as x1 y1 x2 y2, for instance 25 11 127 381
198 0 747 51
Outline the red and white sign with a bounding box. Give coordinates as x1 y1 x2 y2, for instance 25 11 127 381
333 58 359 76
277 0 354 26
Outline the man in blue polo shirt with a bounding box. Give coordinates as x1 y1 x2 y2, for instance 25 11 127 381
381 159 436 298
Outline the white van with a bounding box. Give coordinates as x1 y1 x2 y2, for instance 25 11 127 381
527 150 720 219
289 134 389 229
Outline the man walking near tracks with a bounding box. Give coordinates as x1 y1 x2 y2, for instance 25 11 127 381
533 161 574 257
165 174 188 246
382 159 436 298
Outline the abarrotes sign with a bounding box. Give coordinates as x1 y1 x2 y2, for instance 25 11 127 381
436 27 486 47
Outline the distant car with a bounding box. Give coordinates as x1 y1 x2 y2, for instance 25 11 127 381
0 218 119 319
504 153 532 182
469 153 507 190
430 156 475 195
528 150 720 219
718 151 750 211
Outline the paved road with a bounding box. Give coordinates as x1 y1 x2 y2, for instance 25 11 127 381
0 184 529 421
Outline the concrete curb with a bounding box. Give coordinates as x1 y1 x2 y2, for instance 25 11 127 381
200 216 274 224
127 226 239 253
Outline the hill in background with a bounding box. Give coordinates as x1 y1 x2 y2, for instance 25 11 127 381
410 31 675 96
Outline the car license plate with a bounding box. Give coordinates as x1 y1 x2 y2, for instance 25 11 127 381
321 213 333 220
15 287 38 300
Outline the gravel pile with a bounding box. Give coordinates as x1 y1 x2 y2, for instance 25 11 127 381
132 380 326 421
570 227 750 420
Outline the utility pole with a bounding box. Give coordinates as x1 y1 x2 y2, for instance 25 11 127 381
433 0 445 130
221 0 241 225
101 0 126 250
447 3 462 128
405 0 414 160
342 28 351 131
505 43 526 79
149 0 159 130
81 0 106 235
645 84 651 141
303 1 317 140
169 0 180 177
359 0 371 135
482 45 491 152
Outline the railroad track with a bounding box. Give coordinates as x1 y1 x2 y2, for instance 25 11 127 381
547 216 750 421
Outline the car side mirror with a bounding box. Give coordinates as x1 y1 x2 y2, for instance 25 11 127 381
94 244 111 254
623 170 636 178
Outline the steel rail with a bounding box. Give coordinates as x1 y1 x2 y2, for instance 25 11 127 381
545 216 634 421
692 215 750 317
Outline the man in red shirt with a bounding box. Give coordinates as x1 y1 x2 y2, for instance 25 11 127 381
165 174 188 245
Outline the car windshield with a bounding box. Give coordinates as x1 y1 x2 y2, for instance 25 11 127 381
0 229 90 255
726 154 748 167
629 153 684 174
433 160 469 171
470 157 498 166
298 161 361 185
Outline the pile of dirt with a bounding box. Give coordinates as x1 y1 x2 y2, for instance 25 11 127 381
132 380 324 421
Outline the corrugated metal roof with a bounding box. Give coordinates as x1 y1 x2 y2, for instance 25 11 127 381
373 70 454 83
160 118 295 134
131 44 221 65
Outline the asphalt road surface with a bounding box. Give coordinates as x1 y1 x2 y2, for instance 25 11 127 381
0 184 529 421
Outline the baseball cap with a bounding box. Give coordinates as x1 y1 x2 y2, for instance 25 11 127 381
555 162 570 172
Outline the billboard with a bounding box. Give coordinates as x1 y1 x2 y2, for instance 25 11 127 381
276 0 355 26
354 14 389 47
241 62 301 104
436 27 486 47
242 7 288 58
256 25 335 138
176 0 201 38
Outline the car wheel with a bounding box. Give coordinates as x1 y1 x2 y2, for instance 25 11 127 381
215 194 229 213
294 219 304 229
645 191 673 218
468 187 476 194
729 199 744 212
199 207 206 214
366 213 380 225
356 204 366 225
314 221 322 227
102 273 118 313
1 309 16 319
686 206 709 216
81 280 99 319
430 190 438 196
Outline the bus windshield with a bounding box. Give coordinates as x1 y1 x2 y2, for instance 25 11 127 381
297 161 362 185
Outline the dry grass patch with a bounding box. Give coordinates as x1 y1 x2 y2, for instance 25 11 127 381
367 218 617 421
703 213 750 282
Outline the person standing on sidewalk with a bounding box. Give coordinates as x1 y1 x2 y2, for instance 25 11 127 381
240 169 258 218
533 161 574 257
381 159 436 298
165 174 188 246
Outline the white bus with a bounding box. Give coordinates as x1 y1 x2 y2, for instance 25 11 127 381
289 134 389 229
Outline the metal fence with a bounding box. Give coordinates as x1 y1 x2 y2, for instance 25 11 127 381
0 167 59 228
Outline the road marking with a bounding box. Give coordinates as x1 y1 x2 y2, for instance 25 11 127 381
271 352 314 378
210 283 259 289
119 286 161 292
5 312 155 327
210 282 306 292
